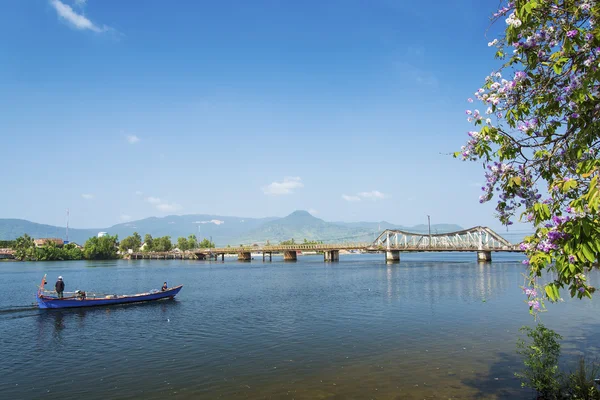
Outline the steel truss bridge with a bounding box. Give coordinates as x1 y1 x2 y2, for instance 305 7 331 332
371 226 520 252
128 226 522 262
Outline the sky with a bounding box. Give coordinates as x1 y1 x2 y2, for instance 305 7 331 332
0 0 530 237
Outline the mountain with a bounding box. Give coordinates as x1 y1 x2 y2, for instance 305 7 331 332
234 211 463 244
0 219 98 245
0 211 464 246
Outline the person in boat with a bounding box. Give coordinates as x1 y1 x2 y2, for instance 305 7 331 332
161 282 168 291
55 276 65 299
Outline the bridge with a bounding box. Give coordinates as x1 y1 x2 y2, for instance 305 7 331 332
130 226 522 262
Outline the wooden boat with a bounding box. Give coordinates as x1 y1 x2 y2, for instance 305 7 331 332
36 275 182 309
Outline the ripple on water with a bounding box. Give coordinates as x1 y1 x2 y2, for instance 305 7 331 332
0 255 598 399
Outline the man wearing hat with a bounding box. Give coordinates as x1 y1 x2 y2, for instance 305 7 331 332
55 276 65 299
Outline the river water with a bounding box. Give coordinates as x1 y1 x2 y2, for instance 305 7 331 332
0 253 599 399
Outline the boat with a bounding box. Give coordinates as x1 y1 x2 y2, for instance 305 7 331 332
36 275 182 309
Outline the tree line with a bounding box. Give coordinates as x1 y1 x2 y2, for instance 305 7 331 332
12 234 119 261
119 233 215 253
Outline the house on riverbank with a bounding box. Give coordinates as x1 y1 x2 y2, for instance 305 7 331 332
34 238 64 247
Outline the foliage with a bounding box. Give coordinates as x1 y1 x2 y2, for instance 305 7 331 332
198 238 214 248
187 234 198 250
280 238 296 245
119 232 142 252
12 235 84 261
565 357 600 400
13 234 36 260
143 234 154 251
515 324 563 399
0 240 16 248
176 236 189 251
303 238 324 245
457 0 600 311
151 236 173 252
83 235 119 260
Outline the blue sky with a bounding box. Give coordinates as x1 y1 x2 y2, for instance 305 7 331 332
0 0 529 236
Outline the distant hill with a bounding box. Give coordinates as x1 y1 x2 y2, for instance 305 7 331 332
0 219 97 245
234 211 463 244
0 211 464 246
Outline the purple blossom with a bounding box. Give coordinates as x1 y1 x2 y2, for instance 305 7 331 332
522 259 530 265
566 30 578 38
578 287 585 293
568 255 576 263
528 300 541 310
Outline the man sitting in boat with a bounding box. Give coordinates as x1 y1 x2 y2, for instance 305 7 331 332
55 276 65 299
75 290 86 300
162 282 168 291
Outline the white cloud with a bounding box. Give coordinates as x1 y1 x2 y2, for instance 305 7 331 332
145 196 161 204
308 208 318 215
81 193 94 200
156 202 182 212
50 0 108 33
358 190 387 200
194 219 225 225
144 195 182 212
262 177 303 195
135 190 143 196
127 135 140 144
342 190 387 202
342 194 361 202
119 214 132 222
73 0 87 7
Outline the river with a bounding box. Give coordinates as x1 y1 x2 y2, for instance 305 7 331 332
0 253 598 399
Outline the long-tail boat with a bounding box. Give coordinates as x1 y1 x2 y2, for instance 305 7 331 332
36 275 182 309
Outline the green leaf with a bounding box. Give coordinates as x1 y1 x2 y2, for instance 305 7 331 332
583 220 591 238
582 243 596 263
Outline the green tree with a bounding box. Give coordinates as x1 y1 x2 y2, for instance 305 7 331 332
120 232 142 252
176 236 189 251
198 238 214 248
280 238 296 245
187 234 198 250
153 236 173 252
515 325 563 399
143 234 154 252
83 235 119 260
458 1 600 312
36 241 64 261
63 243 83 260
13 234 35 261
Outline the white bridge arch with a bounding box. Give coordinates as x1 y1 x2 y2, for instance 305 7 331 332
371 226 519 252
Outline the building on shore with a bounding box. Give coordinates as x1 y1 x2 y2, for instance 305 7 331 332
34 238 64 248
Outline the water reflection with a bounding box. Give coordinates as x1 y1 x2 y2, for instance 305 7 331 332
1 256 598 400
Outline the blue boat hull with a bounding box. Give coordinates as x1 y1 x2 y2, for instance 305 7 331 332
37 286 183 309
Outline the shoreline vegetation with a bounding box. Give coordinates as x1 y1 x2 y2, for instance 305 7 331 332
3 233 325 262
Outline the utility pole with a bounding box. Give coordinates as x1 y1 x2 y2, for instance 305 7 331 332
66 209 69 243
427 215 431 247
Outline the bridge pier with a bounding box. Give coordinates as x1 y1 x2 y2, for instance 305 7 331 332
324 250 339 262
262 251 272 262
238 252 251 262
477 251 492 262
386 250 400 262
284 251 297 261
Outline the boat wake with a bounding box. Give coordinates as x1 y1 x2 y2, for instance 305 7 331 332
0 305 39 314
